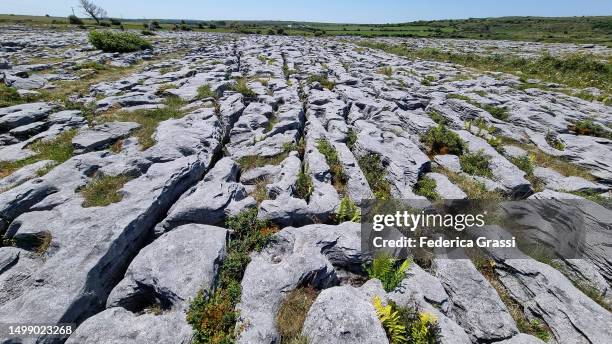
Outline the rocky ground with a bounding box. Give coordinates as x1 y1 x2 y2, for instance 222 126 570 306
0 25 611 344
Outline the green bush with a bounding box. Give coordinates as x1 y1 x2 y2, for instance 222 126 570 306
366 254 411 292
88 30 152 53
110 18 122 26
141 30 156 36
336 196 361 223
346 128 358 150
68 15 84 25
420 124 464 155
414 177 439 200
460 150 493 178
427 110 448 125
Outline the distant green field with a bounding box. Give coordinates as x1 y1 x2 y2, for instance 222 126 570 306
1 14 611 46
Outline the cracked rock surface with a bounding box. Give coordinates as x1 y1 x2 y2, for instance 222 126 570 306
0 26 610 344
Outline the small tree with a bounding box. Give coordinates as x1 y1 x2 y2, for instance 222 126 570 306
79 0 107 25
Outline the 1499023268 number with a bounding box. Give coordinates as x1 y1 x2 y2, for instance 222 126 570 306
1 323 75 338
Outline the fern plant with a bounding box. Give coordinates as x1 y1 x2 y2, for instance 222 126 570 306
336 196 361 223
373 296 407 344
410 312 438 344
366 254 411 292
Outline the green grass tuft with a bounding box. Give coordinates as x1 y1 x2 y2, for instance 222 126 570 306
420 124 464 156
460 150 493 178
357 153 392 200
414 177 439 200
80 174 132 207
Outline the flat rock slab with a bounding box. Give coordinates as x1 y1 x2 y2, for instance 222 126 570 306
72 122 140 153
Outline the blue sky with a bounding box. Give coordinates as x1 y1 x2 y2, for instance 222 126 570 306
2 0 611 23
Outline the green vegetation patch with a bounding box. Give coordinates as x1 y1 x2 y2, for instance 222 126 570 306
335 196 361 223
80 174 132 207
231 78 257 98
357 41 612 102
420 124 465 156
366 253 411 292
196 84 216 100
357 153 392 200
414 177 439 200
99 96 186 149
0 129 76 178
0 84 39 108
434 167 503 200
316 139 347 193
187 209 278 344
307 74 335 90
276 287 319 344
89 30 152 53
460 150 493 178
295 166 314 201
569 119 612 139
373 296 439 344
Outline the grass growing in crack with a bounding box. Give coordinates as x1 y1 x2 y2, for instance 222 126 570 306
335 196 361 223
500 137 593 181
316 139 347 194
197 84 216 100
0 84 38 107
469 252 551 342
238 154 288 171
568 119 612 139
295 166 314 201
427 110 448 125
434 167 503 200
346 128 358 150
510 155 545 192
355 41 612 100
366 253 411 292
448 94 509 121
276 287 319 344
231 78 257 98
0 129 77 178
357 153 392 200
460 150 493 178
9 231 52 256
378 66 393 77
307 74 335 90
80 174 132 208
420 124 464 156
545 131 566 151
75 61 109 71
251 177 270 204
187 209 278 344
99 96 186 149
414 177 439 200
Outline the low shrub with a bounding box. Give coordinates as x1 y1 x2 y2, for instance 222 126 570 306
366 253 411 292
482 104 509 121
68 15 84 25
427 110 448 125
357 153 392 200
110 18 122 26
88 30 152 53
188 209 277 344
141 30 156 36
0 84 22 107
460 150 493 178
420 124 464 155
569 119 612 139
414 177 439 200
336 196 361 223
